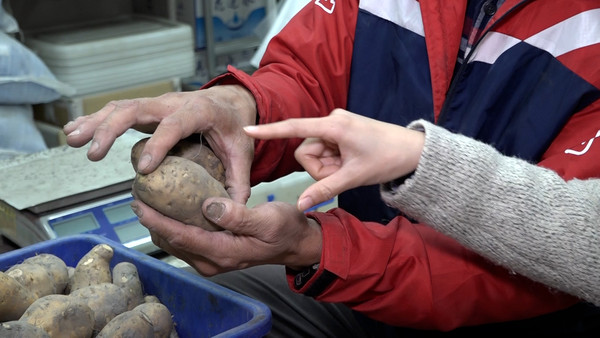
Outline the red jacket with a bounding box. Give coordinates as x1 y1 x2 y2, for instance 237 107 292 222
206 0 600 331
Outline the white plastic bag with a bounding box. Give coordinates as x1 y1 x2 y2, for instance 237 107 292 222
0 0 19 33
0 31 75 104
0 104 48 160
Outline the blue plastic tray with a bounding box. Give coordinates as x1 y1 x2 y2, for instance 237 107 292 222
0 234 271 337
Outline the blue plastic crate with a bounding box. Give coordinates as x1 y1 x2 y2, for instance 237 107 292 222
0 234 271 337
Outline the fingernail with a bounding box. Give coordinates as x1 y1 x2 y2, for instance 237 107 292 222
130 202 142 218
89 141 99 153
67 128 81 137
206 202 225 221
297 197 314 212
138 154 152 171
243 125 258 133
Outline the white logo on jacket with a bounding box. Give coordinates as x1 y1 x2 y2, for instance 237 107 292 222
315 0 335 14
565 129 600 156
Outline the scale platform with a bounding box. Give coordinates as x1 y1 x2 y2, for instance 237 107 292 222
0 130 159 254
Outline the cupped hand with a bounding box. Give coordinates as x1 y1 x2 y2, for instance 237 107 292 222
243 109 425 210
130 197 323 276
63 85 257 203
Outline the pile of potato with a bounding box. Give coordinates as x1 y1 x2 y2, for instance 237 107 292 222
0 244 178 338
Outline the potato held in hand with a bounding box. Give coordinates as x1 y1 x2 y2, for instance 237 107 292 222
132 156 229 231
131 137 226 185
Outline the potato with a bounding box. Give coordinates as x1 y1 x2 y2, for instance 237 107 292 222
0 320 50 338
131 137 226 185
21 253 69 294
112 262 144 310
5 253 69 298
69 283 129 334
0 271 37 321
96 303 174 338
70 244 114 292
143 295 161 304
6 263 56 298
20 294 95 338
132 156 229 231
143 296 180 338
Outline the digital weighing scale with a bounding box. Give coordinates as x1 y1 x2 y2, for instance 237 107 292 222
0 130 159 254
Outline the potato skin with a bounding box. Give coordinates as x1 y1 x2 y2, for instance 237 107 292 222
69 283 129 334
6 263 56 298
132 156 229 231
0 320 50 338
0 271 37 321
20 294 95 338
143 296 180 338
70 244 114 292
112 262 144 311
96 303 173 338
4 254 69 299
131 137 226 185
21 254 69 294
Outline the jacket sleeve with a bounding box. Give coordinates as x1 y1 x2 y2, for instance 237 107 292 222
379 118 600 307
287 210 577 331
204 0 358 184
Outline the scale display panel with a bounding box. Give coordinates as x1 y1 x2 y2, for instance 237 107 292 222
52 213 100 237
42 193 158 254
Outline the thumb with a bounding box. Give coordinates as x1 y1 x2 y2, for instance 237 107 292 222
202 197 253 234
297 164 366 211
297 175 346 211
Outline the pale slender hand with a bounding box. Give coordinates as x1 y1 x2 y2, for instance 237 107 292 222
244 109 426 210
63 85 257 203
130 197 323 276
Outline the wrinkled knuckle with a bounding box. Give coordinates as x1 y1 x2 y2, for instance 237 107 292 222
160 114 188 135
240 189 252 202
331 108 346 115
104 100 120 109
107 98 137 110
335 113 352 128
74 115 88 123
159 115 182 128
191 94 213 106
165 233 186 250
94 121 113 134
157 91 179 100
318 185 336 201
183 94 215 114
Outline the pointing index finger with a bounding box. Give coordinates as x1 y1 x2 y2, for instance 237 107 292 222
243 118 328 140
